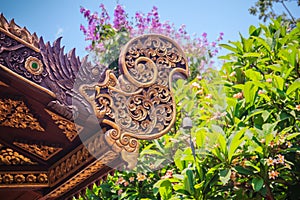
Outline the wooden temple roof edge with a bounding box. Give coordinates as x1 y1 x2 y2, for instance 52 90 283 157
0 14 107 121
0 13 39 52
0 13 190 199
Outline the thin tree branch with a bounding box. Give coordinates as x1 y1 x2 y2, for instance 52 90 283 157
281 0 296 23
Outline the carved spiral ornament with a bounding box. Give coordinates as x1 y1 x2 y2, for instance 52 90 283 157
80 34 188 167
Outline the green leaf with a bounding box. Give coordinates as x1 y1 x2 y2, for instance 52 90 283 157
185 101 194 113
195 128 207 148
287 79 300 95
251 177 264 192
183 169 195 195
154 179 172 200
219 169 231 185
244 82 258 106
262 123 276 132
287 133 300 140
174 150 184 171
159 180 172 200
235 166 254 175
273 75 285 91
212 125 226 154
249 25 256 35
242 52 261 57
249 26 261 37
228 128 246 162
253 36 271 53
219 44 238 53
140 149 163 157
245 69 263 81
245 161 260 172
154 158 165 168
262 110 271 122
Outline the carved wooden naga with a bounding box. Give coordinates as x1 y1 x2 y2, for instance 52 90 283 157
0 13 188 172
79 34 189 168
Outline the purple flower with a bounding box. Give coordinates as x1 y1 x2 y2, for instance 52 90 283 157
179 24 187 35
79 2 224 71
99 4 110 25
80 6 86 14
80 24 87 34
217 32 224 41
84 10 91 18
113 4 129 30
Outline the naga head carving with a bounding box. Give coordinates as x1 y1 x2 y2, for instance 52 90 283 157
79 34 189 169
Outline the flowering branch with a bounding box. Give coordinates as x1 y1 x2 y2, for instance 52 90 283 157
80 3 223 78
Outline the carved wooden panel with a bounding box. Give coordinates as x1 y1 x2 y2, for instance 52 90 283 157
46 150 118 198
80 34 189 168
0 143 37 165
45 109 83 141
0 172 48 187
48 132 106 186
13 141 62 160
0 99 44 131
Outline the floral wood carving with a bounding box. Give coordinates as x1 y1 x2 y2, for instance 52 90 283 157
13 141 62 160
80 34 189 168
45 109 83 141
0 98 44 131
47 150 118 198
0 172 48 186
0 143 37 165
48 132 106 186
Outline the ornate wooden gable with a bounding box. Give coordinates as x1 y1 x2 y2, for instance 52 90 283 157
0 14 188 199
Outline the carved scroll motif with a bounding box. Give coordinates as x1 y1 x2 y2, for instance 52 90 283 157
0 143 37 165
0 99 44 131
47 150 118 198
48 133 106 186
45 109 83 141
80 34 189 167
13 142 62 160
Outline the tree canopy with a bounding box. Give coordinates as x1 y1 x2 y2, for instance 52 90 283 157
249 0 300 23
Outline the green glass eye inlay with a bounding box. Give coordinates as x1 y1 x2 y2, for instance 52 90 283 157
31 62 39 69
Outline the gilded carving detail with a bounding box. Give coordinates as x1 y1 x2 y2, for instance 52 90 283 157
24 56 44 75
0 143 37 165
47 151 118 198
49 133 106 186
0 172 48 186
13 142 62 160
45 109 83 141
80 34 189 167
0 14 39 51
0 99 44 131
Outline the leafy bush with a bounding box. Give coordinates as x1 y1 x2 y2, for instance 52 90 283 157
77 3 300 200
152 18 300 200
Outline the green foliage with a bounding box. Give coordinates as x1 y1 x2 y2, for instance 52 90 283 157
77 18 300 200
150 18 300 200
249 0 299 23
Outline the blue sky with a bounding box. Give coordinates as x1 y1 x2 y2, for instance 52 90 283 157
1 0 299 59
